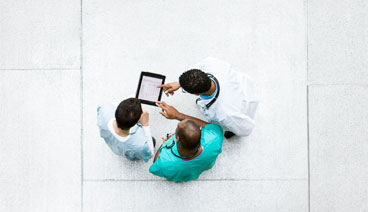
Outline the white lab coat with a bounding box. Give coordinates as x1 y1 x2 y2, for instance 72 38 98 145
189 57 258 136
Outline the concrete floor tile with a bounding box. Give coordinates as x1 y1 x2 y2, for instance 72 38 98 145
0 0 80 69
84 0 306 83
308 0 368 84
83 180 307 212
83 181 199 212
0 70 81 212
309 85 368 212
198 180 308 212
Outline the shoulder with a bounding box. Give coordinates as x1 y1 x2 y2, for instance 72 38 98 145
202 124 223 136
149 148 176 176
97 104 116 128
201 124 224 146
97 104 116 114
97 104 116 121
151 139 177 164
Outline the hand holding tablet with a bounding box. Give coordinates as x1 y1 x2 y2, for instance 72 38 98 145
136 72 166 106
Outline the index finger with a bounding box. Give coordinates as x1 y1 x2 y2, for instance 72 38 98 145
157 84 167 88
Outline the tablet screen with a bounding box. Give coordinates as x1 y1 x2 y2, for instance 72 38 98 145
136 72 166 106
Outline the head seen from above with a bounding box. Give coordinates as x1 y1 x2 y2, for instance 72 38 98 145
115 98 142 130
175 119 201 151
179 69 211 95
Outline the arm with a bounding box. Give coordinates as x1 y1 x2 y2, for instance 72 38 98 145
139 109 154 157
155 101 208 128
152 145 161 162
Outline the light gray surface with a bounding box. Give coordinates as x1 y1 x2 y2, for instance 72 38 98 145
0 70 81 212
309 85 368 212
0 0 80 69
84 180 308 212
1 0 367 211
308 0 368 84
83 0 307 180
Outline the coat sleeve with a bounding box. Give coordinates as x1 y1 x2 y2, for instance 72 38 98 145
225 113 255 136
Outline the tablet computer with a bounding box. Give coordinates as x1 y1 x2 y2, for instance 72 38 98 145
136 72 166 106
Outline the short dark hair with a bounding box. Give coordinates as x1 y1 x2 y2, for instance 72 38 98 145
179 69 211 94
176 120 201 150
115 98 142 130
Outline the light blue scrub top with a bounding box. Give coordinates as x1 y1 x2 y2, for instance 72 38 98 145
149 124 223 182
97 104 152 162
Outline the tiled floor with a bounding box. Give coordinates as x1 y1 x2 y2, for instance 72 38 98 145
0 0 367 212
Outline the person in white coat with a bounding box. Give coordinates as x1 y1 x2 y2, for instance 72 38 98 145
158 57 258 138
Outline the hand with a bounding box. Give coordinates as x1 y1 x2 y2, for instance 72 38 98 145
156 101 182 120
139 109 149 126
157 82 180 97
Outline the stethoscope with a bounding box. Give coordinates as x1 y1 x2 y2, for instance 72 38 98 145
195 73 220 110
160 136 201 159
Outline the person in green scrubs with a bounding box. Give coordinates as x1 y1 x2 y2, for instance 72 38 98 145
149 101 223 182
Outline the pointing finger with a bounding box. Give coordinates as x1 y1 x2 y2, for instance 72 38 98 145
157 84 167 88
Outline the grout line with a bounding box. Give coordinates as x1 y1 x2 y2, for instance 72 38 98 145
0 68 79 71
307 82 368 87
307 85 311 212
80 0 84 211
306 0 309 83
84 178 308 182
305 0 311 211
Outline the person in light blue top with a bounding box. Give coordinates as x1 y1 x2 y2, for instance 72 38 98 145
97 98 155 162
149 101 223 182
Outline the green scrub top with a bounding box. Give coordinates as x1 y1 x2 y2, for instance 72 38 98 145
149 124 223 182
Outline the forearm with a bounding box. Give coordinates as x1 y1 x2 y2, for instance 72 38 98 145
142 126 154 156
153 145 162 162
176 113 208 128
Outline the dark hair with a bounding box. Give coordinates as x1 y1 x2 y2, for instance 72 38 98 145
115 98 142 130
176 120 201 150
179 69 211 94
